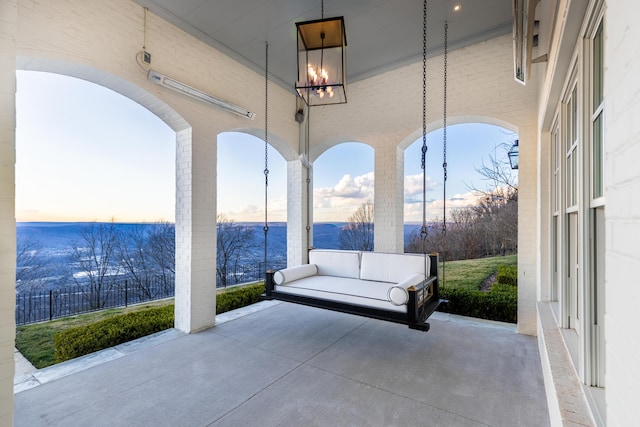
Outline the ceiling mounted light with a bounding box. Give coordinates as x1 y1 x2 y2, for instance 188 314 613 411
508 140 519 170
295 14 347 106
147 70 255 119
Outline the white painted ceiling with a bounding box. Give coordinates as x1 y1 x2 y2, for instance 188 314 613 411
134 0 513 90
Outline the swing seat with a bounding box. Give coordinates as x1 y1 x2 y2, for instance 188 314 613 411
264 250 442 331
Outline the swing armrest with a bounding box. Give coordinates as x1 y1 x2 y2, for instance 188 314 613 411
407 276 437 305
388 273 425 305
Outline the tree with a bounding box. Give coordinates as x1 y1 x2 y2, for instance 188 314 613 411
469 142 518 195
448 208 482 260
116 224 155 298
116 222 175 299
468 142 518 256
216 214 255 287
405 222 444 256
472 187 518 256
147 222 175 284
15 234 50 292
68 221 121 309
339 201 374 251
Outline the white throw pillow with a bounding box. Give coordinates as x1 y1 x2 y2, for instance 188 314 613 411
273 264 318 285
388 286 409 305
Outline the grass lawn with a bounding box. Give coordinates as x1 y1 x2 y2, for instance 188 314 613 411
16 282 265 369
15 299 174 369
440 254 517 290
16 256 516 369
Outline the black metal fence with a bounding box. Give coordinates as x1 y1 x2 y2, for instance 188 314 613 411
15 277 175 326
15 261 287 326
217 260 287 288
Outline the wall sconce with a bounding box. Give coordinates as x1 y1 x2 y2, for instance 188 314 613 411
508 140 520 170
295 16 347 106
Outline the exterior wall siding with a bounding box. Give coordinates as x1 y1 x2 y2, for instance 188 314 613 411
0 0 17 423
604 1 640 425
311 34 539 334
12 0 299 337
3 0 640 425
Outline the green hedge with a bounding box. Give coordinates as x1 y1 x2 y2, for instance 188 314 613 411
217 283 265 314
54 304 174 363
496 265 518 287
53 283 267 363
438 285 517 323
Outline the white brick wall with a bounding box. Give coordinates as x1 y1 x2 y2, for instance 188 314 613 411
604 2 640 426
374 145 404 253
309 33 539 333
0 0 16 423
287 159 312 266
10 0 300 337
0 0 549 422
11 0 540 335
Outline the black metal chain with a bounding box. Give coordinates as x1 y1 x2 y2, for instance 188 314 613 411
443 20 448 187
420 0 428 249
264 41 270 270
442 20 448 286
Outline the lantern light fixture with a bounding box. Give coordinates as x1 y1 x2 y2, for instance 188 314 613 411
295 15 347 106
508 140 520 170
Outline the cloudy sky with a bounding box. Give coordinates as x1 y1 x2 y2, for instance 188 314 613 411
16 71 516 224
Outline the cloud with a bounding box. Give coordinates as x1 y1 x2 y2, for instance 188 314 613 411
404 190 483 222
314 172 374 207
313 172 375 221
404 173 437 203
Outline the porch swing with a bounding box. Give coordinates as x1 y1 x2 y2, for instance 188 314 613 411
262 1 448 332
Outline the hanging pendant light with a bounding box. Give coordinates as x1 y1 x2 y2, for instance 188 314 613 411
295 4 347 106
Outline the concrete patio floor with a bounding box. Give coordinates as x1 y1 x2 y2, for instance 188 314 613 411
14 301 550 426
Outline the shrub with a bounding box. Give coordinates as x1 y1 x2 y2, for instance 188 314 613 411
54 304 174 363
217 283 265 314
438 285 517 323
496 265 518 287
53 283 267 363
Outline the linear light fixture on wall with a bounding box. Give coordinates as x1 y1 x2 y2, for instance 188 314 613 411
512 0 537 85
147 70 255 120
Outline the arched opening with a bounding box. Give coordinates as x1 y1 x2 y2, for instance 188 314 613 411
403 122 518 261
216 132 287 286
15 70 176 325
312 142 374 249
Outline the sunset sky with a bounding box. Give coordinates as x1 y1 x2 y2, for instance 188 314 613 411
16 71 516 223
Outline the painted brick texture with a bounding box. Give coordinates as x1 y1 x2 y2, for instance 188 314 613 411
604 2 640 426
310 33 539 332
13 0 299 335
0 0 16 423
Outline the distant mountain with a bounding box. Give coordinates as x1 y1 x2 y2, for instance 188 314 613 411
17 221 432 255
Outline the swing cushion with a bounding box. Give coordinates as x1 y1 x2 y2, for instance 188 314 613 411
360 252 427 283
308 249 361 279
272 250 429 311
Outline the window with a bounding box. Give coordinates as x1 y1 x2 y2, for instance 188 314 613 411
591 22 604 200
553 124 561 213
566 85 579 209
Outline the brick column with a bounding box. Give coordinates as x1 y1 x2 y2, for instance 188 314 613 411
174 126 217 333
287 159 311 266
0 0 16 423
374 144 404 253
517 127 538 335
